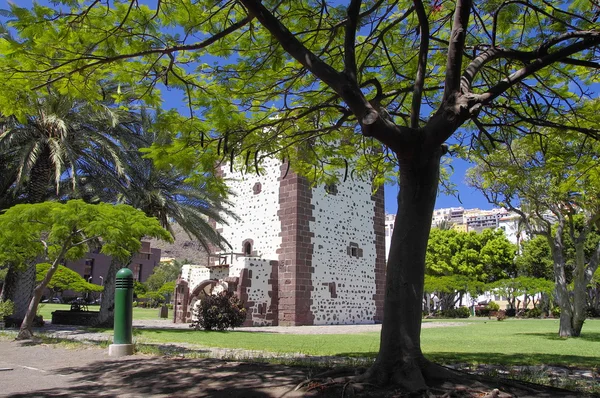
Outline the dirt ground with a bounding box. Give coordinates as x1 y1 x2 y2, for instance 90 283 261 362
0 338 595 398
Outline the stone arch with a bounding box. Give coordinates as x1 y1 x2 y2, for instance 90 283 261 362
187 279 231 321
189 279 218 304
188 279 217 322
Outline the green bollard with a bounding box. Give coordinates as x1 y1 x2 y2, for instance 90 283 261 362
109 268 134 357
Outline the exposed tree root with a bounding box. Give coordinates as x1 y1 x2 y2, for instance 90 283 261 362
15 328 33 341
294 362 586 397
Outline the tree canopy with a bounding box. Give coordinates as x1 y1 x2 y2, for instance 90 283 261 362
426 228 516 282
144 260 184 292
425 227 515 311
1 1 598 182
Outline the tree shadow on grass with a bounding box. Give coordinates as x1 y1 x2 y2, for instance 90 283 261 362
335 351 599 368
516 331 600 342
425 352 599 368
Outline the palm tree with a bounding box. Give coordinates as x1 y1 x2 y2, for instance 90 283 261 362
0 93 137 321
0 94 138 203
435 219 455 231
0 151 19 210
77 110 236 325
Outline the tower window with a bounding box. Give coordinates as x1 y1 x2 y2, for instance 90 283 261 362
325 183 338 195
347 242 363 258
244 241 252 255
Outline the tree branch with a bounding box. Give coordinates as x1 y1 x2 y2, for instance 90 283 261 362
410 0 429 129
344 0 361 82
238 0 410 149
30 16 254 90
443 0 473 102
478 32 600 105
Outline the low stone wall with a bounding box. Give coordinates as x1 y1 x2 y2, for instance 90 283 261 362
51 310 100 326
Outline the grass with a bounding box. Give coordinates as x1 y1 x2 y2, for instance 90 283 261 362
31 305 600 368
127 318 600 368
421 318 600 368
36 303 162 321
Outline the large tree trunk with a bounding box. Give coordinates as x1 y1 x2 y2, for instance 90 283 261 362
3 150 53 328
548 227 575 337
571 244 588 336
360 146 447 392
92 256 131 327
92 259 118 327
1 263 36 325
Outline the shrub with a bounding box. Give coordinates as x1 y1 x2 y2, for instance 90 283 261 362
496 310 507 321
551 306 561 317
526 307 542 318
487 301 500 311
440 307 470 318
190 291 247 331
505 308 516 317
456 306 471 318
132 301 138 308
585 306 600 318
475 307 490 317
0 300 15 318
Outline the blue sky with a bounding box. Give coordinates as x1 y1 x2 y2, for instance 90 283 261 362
383 159 492 215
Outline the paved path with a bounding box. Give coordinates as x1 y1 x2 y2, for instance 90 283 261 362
0 339 314 397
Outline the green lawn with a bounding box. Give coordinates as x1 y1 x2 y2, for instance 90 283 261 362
130 318 600 368
37 303 162 321
36 304 599 368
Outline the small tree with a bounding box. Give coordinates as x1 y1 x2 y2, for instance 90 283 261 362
0 200 171 339
488 277 554 312
191 291 247 331
470 131 600 337
36 263 103 300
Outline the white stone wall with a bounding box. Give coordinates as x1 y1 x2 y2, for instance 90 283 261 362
384 213 395 260
181 264 211 287
181 264 229 292
217 157 282 259
233 257 276 326
229 256 253 278
309 179 378 325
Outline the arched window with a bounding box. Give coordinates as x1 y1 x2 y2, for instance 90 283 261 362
244 241 252 255
242 238 254 256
